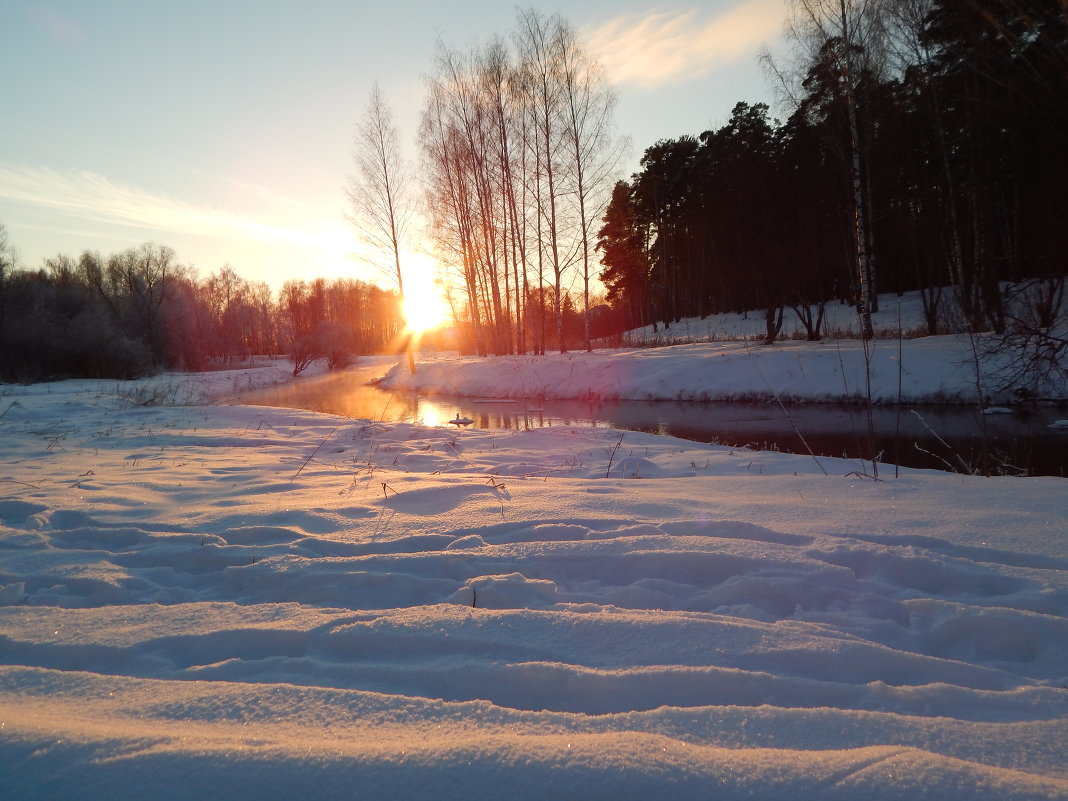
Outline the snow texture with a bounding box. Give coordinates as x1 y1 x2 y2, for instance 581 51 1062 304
1 338 1067 799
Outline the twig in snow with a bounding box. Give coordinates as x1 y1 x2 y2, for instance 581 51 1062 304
486 476 509 516
1 478 41 490
605 432 625 478
0 401 18 423
909 409 974 474
291 420 345 482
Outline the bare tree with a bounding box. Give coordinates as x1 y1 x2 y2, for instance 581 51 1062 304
0 222 11 273
91 243 176 365
418 9 620 355
514 8 571 352
347 84 412 298
0 223 12 334
554 18 626 351
421 37 536 356
420 44 493 355
481 36 524 355
984 276 1068 397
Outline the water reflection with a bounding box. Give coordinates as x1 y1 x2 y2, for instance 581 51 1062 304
395 395 609 433
233 364 1067 476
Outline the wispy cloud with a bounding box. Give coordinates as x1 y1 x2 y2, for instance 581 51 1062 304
25 4 86 46
584 0 782 88
0 164 346 254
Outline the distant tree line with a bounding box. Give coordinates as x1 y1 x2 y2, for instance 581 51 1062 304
0 234 403 382
597 0 1067 344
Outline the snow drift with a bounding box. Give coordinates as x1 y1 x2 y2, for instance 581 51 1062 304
1 370 1066 799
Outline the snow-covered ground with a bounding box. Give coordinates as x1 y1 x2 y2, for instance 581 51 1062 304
379 292 1065 404
2 356 1067 800
619 290 936 345
385 334 999 404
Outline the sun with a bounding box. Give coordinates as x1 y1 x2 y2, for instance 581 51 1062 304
400 254 450 335
402 287 449 334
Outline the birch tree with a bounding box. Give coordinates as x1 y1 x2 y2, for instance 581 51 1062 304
420 56 490 354
773 0 889 338
347 84 412 298
418 8 621 354
514 8 571 352
0 223 11 335
555 18 626 351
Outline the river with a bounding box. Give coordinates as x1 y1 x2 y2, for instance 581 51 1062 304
233 364 1068 477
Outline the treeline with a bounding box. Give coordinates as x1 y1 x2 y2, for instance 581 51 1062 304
0 238 403 382
597 0 1067 343
420 8 624 355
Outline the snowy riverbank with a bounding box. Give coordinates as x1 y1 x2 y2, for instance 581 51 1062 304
1 366 1067 799
379 289 1066 405
383 334 1006 404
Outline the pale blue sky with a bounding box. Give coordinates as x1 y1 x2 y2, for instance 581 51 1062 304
1 0 786 289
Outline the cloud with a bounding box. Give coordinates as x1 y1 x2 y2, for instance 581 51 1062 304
0 164 347 255
25 5 86 46
584 0 783 88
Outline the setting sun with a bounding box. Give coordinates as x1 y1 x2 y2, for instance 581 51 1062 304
401 254 450 334
402 289 449 334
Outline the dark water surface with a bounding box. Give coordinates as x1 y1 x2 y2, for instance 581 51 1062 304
234 365 1068 476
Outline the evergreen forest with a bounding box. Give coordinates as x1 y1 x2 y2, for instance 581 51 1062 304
598 0 1067 344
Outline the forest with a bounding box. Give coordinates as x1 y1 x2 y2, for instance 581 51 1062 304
0 237 404 382
599 0 1067 344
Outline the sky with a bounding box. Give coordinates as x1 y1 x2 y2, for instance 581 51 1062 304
1 0 788 291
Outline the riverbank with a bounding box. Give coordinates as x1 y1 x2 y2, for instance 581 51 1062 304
381 333 1062 406
379 287 1066 406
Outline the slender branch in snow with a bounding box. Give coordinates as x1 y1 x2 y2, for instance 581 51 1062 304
605 432 624 478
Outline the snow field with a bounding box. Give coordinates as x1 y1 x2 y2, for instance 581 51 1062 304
1 373 1067 799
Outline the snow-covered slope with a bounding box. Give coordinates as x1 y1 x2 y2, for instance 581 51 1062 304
378 288 1066 405
620 291 934 344
382 334 1025 404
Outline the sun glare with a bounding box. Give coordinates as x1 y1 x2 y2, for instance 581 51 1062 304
401 255 450 335
403 288 449 334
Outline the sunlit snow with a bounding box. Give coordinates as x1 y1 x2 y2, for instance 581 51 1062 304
2 328 1066 799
